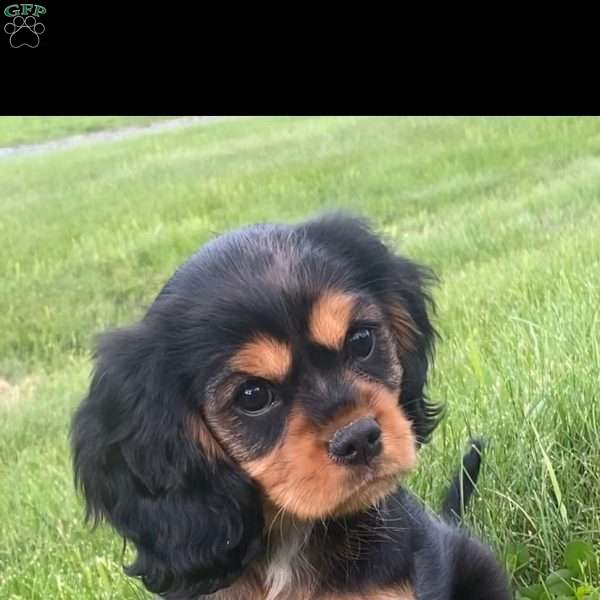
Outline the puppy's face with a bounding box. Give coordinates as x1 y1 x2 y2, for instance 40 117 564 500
72 215 438 597
202 288 417 519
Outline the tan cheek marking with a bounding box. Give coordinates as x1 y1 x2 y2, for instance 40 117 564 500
243 409 353 519
387 301 419 353
187 416 229 463
309 291 355 350
230 335 292 382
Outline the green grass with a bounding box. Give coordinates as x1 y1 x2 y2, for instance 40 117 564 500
1 116 599 599
0 116 175 147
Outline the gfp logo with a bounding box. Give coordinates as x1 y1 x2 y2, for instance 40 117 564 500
4 4 46 48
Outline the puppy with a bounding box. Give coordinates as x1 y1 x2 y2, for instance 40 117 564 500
71 214 510 599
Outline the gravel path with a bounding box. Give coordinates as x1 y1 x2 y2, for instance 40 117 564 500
0 116 234 160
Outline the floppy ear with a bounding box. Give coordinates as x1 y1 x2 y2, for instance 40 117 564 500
383 254 442 445
71 322 264 598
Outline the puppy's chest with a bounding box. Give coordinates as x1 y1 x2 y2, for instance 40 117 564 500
210 582 414 600
211 573 414 600
206 530 314 600
206 556 311 600
208 541 414 600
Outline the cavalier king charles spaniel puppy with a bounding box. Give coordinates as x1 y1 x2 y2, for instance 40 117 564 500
71 214 510 599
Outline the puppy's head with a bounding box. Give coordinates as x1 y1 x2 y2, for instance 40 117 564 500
71 214 439 598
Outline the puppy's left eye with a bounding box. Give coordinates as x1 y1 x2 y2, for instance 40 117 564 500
347 328 375 360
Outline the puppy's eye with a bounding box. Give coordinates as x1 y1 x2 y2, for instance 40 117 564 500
347 328 375 360
236 380 276 415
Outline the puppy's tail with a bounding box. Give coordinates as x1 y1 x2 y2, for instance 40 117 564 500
441 438 485 524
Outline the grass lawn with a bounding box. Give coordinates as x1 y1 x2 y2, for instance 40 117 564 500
1 116 599 599
0 116 176 147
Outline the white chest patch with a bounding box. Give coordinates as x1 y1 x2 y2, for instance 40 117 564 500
263 524 315 600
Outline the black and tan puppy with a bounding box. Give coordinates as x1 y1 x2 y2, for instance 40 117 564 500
71 214 510 599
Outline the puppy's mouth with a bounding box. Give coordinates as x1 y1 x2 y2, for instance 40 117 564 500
332 463 403 516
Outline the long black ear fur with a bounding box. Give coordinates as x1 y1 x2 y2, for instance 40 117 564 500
386 252 442 445
71 322 264 598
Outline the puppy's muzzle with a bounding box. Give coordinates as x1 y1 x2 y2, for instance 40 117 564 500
328 417 382 466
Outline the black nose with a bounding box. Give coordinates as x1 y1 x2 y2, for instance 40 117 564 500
328 417 382 466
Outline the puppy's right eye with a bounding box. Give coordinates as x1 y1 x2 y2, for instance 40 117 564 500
346 327 375 361
235 380 277 416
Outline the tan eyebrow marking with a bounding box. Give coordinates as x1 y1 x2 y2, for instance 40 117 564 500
308 290 355 350
229 334 292 382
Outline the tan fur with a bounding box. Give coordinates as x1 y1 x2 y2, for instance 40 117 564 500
387 301 419 353
208 580 414 600
323 586 415 599
203 573 264 599
243 378 416 519
187 416 228 462
309 291 356 350
230 335 292 382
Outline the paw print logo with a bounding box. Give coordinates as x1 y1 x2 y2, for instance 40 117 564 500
4 15 45 48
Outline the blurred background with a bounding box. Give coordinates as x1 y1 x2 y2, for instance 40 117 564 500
1 116 599 599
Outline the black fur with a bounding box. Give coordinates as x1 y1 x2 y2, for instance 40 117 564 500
303 488 510 600
441 438 485 524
